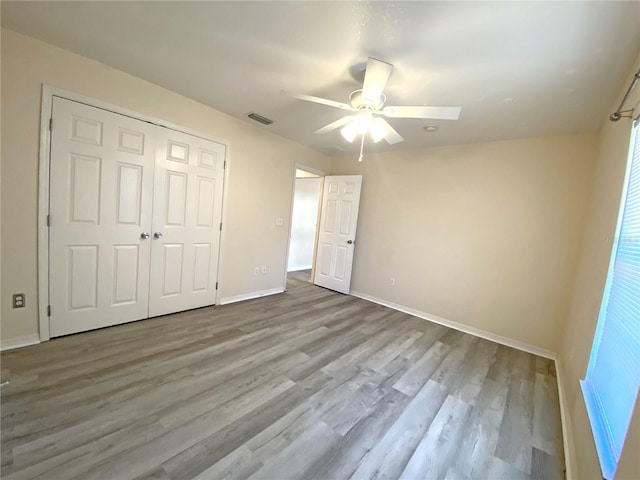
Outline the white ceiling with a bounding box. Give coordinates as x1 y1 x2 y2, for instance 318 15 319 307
2 1 639 156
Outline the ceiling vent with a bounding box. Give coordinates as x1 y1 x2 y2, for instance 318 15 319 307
247 112 274 125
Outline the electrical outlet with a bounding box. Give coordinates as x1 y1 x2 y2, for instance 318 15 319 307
254 267 260 276
262 266 267 274
13 293 25 308
389 277 395 287
276 216 283 226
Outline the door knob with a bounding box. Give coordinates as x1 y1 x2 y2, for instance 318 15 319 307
347 240 354 245
153 232 163 239
140 232 150 240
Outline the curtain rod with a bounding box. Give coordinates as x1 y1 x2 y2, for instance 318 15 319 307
610 68 640 122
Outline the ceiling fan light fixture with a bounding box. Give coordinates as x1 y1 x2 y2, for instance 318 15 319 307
340 122 358 142
369 121 386 143
289 57 461 151
353 111 372 134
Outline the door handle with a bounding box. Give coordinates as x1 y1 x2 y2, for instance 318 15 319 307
153 232 163 239
140 232 150 240
347 240 354 245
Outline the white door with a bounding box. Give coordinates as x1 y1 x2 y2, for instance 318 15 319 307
148 126 225 317
49 97 156 337
314 175 363 294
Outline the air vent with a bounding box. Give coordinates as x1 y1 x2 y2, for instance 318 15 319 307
247 112 274 125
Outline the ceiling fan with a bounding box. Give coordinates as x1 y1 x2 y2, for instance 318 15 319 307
287 57 461 161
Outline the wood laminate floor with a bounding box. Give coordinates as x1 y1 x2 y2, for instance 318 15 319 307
1 271 565 480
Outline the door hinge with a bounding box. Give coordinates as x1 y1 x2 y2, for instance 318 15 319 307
46 214 51 227
49 118 53 131
215 282 219 290
219 222 222 231
47 305 51 317
224 160 227 170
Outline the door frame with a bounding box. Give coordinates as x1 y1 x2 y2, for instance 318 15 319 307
282 164 326 290
37 85 231 341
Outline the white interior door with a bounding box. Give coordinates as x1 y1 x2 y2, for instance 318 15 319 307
49 97 156 337
148 126 225 317
314 175 363 294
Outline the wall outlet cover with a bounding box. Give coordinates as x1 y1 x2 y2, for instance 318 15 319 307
12 293 25 308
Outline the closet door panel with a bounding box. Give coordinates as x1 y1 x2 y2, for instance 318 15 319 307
49 97 155 337
148 127 225 317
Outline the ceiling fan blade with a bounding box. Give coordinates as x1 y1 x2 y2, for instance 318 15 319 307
372 117 404 145
283 91 355 111
362 57 393 105
381 105 461 120
314 116 354 135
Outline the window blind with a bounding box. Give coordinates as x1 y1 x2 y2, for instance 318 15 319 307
581 121 640 480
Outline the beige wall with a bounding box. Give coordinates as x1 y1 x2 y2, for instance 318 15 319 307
0 29 330 342
331 133 598 352
558 52 640 480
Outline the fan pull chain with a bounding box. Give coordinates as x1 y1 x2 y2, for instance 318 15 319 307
358 133 365 162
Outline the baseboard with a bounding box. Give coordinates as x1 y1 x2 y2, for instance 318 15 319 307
350 290 557 360
287 265 312 272
554 357 576 480
220 287 284 305
1 334 41 352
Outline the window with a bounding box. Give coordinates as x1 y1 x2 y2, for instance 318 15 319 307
581 121 640 480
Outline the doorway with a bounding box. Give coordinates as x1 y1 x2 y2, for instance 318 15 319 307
286 167 323 288
285 168 364 295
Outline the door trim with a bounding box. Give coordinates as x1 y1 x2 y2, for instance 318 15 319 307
38 85 231 341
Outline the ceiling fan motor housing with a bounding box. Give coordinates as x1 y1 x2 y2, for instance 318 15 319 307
349 89 386 111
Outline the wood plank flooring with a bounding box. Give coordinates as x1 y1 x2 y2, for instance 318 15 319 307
0 270 565 479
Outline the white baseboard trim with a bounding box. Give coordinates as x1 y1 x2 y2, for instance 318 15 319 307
350 290 557 360
554 357 576 480
1 334 41 352
287 265 312 272
220 287 284 305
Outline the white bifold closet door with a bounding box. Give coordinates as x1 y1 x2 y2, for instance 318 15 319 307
49 97 225 337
